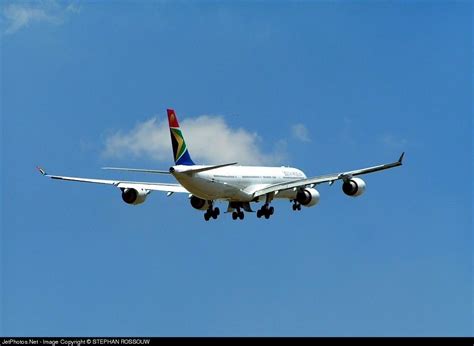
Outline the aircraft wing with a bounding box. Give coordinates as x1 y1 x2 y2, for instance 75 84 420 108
37 167 189 194
252 152 405 198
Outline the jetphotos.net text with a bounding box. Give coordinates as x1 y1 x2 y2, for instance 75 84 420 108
2 339 151 346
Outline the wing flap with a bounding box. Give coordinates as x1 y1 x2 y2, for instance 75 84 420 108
252 175 338 198
116 182 188 193
48 175 120 185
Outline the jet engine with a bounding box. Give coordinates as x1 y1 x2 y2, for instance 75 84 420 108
342 177 366 197
121 188 148 205
190 195 210 210
296 188 320 207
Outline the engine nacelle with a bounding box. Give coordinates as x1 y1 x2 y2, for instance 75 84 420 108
342 177 366 197
190 195 210 210
296 188 320 207
121 188 148 205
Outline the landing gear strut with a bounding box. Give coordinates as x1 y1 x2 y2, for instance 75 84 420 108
257 203 274 219
204 203 220 221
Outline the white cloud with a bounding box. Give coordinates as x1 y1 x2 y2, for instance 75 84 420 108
291 123 311 143
2 5 51 34
103 115 287 166
2 1 79 35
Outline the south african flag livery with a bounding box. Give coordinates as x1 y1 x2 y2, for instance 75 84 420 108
167 109 195 166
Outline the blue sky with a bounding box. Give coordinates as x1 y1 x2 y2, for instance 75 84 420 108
1 0 472 337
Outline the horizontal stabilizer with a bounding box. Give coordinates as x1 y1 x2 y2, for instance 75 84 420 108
102 167 171 174
182 162 238 174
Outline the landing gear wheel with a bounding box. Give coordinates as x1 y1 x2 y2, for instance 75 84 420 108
258 204 273 219
238 211 245 220
204 204 220 221
232 212 238 220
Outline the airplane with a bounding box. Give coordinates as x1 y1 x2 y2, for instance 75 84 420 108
37 109 405 221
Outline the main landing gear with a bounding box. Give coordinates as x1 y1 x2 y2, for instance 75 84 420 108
256 193 275 219
256 204 274 219
204 203 220 221
232 209 245 220
292 200 302 211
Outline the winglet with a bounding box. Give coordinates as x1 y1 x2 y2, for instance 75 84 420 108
398 152 405 164
36 166 47 176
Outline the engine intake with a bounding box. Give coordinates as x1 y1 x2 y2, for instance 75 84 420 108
190 195 210 210
296 188 320 207
342 177 366 197
121 188 148 205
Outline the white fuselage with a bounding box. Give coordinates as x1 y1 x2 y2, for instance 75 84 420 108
171 165 307 202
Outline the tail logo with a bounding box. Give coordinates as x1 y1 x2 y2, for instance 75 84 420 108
170 128 187 163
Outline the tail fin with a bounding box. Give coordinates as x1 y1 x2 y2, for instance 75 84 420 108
167 109 195 166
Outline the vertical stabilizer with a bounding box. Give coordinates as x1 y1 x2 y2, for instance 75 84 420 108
167 109 195 166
